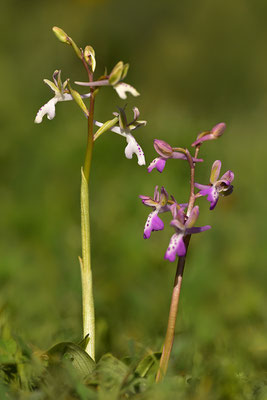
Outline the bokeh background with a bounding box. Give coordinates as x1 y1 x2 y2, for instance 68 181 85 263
1 0 266 393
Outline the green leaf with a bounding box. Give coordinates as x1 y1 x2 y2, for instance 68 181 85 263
94 117 119 141
45 341 96 379
77 334 90 351
135 352 161 378
68 84 89 117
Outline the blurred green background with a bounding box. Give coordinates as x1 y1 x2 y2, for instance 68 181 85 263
0 0 266 393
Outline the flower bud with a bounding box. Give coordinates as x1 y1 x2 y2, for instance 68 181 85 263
52 27 69 43
154 139 173 157
121 63 129 80
84 46 96 72
52 27 82 59
109 61 124 85
211 122 226 138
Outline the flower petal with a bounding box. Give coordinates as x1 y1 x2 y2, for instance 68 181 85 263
186 225 211 234
210 160 222 184
191 133 214 147
195 183 211 192
207 186 219 210
139 195 158 207
147 157 166 173
124 134 146 166
164 233 186 262
220 170 234 183
170 218 184 232
185 205 199 228
144 211 164 239
34 98 57 123
113 82 140 99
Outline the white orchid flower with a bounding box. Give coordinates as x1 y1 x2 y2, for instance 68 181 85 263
94 107 146 166
34 70 91 123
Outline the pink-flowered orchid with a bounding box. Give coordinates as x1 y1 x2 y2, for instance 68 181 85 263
148 139 203 173
191 122 226 147
34 70 91 124
195 160 234 210
139 186 171 239
165 206 211 262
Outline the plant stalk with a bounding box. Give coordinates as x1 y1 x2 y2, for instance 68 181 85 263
80 56 96 359
156 236 190 382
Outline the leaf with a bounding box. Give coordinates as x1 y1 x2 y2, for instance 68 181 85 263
135 352 161 378
44 341 95 379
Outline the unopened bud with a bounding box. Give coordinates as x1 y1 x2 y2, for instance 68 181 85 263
84 46 96 72
211 122 226 137
154 139 173 157
109 61 124 85
52 27 69 43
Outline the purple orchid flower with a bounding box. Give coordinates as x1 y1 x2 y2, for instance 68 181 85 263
165 206 211 262
139 186 171 239
195 160 234 210
191 122 226 147
148 139 203 173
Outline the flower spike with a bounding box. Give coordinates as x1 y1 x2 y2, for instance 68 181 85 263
195 160 234 210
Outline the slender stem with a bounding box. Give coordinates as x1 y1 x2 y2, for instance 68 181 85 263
156 145 201 381
80 56 96 359
156 236 190 382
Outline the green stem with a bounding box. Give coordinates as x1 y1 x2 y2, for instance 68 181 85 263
80 58 96 358
80 169 95 359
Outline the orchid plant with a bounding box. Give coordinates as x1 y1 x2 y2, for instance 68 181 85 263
35 27 234 385
34 27 146 361
140 122 234 381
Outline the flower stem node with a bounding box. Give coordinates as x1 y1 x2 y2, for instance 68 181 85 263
195 160 234 210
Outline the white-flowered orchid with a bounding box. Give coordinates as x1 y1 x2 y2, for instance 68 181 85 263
94 107 146 166
75 61 140 100
34 70 91 124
